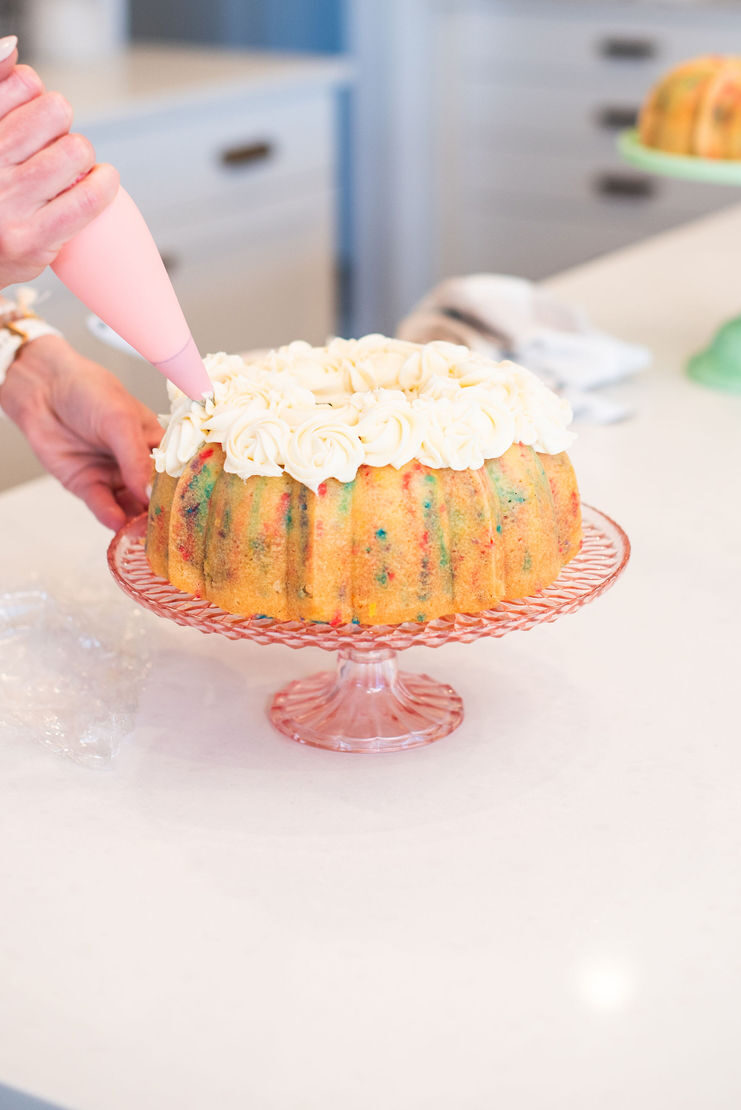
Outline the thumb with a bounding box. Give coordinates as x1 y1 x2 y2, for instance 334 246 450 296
0 35 18 82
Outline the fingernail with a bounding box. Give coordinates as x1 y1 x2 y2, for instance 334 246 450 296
0 35 18 62
145 483 153 500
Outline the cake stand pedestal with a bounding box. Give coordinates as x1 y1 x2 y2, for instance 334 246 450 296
108 505 629 754
619 129 741 393
271 649 463 753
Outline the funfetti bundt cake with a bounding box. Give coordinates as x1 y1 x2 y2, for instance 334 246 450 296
146 336 582 626
639 55 741 158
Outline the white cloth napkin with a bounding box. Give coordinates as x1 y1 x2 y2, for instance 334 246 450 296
397 274 650 422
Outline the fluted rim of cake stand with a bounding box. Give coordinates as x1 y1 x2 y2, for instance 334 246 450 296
108 505 629 652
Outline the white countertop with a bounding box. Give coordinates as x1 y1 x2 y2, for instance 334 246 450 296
1 203 741 1109
34 44 352 128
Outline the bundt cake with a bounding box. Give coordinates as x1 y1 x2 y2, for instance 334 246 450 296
146 336 582 626
639 55 741 158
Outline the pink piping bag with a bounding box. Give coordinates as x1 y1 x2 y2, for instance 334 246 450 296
52 187 213 401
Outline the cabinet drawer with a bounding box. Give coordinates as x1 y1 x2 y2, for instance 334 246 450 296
444 5 741 86
457 79 644 156
460 146 735 217
443 209 629 279
161 190 337 355
440 202 701 282
86 89 335 225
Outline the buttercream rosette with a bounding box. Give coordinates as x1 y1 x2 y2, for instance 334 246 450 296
153 336 575 492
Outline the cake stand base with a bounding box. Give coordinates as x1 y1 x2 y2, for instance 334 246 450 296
269 648 464 753
687 313 741 394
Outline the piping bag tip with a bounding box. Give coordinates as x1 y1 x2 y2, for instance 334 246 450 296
153 334 212 401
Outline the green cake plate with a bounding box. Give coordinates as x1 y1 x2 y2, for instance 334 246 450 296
619 129 741 392
619 129 741 186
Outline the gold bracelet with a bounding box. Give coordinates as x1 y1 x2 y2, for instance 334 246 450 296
0 313 61 386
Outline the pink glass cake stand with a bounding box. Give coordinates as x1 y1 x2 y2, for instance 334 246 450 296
108 505 629 754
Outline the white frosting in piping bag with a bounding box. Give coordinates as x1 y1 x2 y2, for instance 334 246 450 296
153 336 575 491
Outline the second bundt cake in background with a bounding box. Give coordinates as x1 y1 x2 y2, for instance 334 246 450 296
639 55 741 159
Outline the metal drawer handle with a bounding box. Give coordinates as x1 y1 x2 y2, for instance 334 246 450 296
594 172 657 199
599 36 657 60
596 105 639 130
220 140 274 168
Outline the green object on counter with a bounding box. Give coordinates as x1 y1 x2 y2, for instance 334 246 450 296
618 130 741 185
687 315 741 394
619 130 741 391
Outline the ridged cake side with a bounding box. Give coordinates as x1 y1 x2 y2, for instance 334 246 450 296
145 444 581 625
639 56 741 157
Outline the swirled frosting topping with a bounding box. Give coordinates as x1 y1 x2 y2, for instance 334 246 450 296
153 336 575 490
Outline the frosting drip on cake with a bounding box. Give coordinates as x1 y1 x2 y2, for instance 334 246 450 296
153 336 575 490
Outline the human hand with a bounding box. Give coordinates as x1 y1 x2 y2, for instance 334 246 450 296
0 35 119 288
0 334 162 530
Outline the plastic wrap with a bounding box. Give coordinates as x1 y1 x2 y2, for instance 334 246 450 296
0 585 150 768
